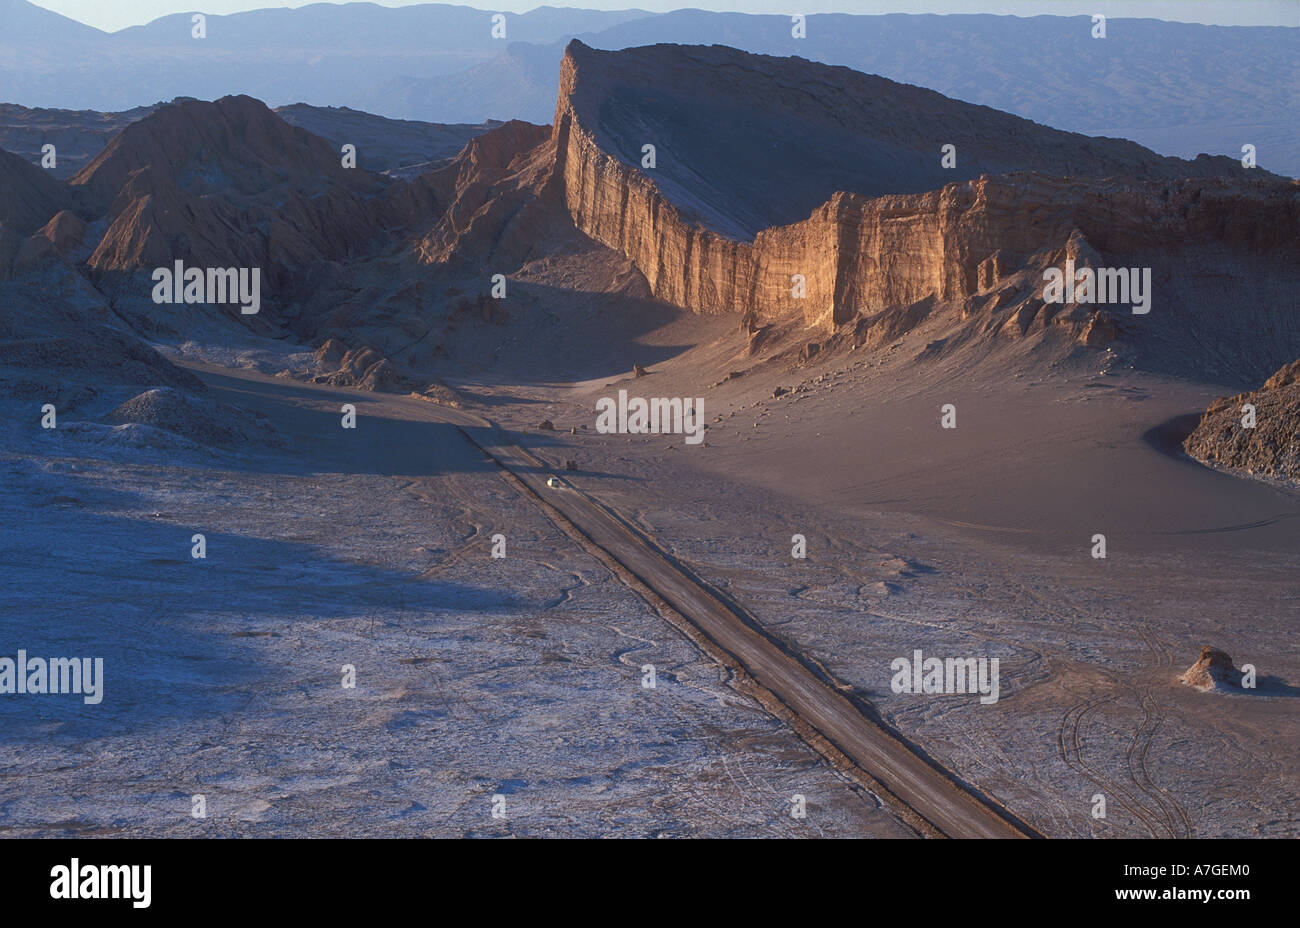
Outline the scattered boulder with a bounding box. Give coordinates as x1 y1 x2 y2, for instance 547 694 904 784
537 419 554 430
1179 646 1241 693
710 370 747 388
744 323 777 357
632 363 648 378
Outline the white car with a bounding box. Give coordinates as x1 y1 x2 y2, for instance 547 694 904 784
546 476 564 488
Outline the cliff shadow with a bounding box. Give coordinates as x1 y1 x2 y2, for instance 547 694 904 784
0 498 531 744
434 279 708 386
191 368 498 478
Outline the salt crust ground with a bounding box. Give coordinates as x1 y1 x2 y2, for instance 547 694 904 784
4 302 1295 837
461 311 1300 839
0 387 909 838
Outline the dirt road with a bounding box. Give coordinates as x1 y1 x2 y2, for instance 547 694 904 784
196 363 1039 838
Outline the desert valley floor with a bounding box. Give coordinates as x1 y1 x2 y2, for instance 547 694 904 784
3 299 1296 838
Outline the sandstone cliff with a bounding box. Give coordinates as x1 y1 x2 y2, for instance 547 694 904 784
555 41 1259 239
551 41 1300 372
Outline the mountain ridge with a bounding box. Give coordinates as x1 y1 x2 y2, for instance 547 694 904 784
2 40 1297 399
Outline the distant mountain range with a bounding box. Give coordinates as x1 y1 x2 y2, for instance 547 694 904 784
1 0 1296 176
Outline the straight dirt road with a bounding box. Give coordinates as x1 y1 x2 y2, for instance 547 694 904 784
195 362 1039 838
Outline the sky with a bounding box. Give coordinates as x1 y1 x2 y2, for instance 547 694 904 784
24 0 1300 32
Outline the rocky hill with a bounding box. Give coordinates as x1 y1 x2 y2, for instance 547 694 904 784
1185 360 1300 482
70 94 371 208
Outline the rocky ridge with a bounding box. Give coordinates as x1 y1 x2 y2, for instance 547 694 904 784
3 42 1299 408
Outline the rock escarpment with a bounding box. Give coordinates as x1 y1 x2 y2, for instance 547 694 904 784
552 41 1299 358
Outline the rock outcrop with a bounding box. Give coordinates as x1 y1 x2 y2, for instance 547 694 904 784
551 40 1299 356
1184 360 1300 481
310 345 423 393
1179 646 1242 693
411 120 558 269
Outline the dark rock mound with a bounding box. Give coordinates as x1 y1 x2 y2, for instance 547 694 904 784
107 387 275 448
1184 359 1300 481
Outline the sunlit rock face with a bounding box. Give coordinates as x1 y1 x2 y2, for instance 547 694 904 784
553 40 1294 343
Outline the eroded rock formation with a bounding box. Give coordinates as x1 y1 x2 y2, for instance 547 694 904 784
551 41 1299 360
3 42 1298 401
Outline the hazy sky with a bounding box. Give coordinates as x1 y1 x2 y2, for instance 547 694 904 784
26 0 1300 32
